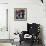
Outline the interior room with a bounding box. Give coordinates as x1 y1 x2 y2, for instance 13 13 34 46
0 0 46 46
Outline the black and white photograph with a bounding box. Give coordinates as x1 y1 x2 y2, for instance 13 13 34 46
14 8 27 21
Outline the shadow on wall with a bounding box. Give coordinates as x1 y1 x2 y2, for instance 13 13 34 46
40 25 45 46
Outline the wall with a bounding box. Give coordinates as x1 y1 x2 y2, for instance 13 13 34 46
8 0 46 45
0 0 8 3
0 0 13 46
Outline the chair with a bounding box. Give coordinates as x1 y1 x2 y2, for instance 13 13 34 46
19 23 40 46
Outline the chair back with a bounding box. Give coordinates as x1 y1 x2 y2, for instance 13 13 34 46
27 23 40 35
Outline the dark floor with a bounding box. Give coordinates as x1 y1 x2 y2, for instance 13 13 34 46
13 41 43 46
19 41 43 46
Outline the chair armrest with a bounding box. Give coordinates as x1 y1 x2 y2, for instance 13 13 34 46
21 31 28 35
19 31 27 41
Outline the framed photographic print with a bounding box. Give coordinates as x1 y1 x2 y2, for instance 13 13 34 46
14 8 27 21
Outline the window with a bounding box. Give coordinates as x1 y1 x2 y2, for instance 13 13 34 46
0 4 8 31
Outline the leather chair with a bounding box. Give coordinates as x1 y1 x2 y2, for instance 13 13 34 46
19 23 40 45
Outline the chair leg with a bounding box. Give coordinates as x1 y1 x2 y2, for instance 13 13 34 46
20 41 21 45
30 39 34 46
30 41 34 46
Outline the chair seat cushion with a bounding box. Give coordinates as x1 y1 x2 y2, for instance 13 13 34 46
24 34 32 38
